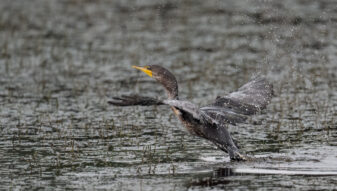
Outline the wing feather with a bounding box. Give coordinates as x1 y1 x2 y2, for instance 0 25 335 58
200 77 273 125
226 77 273 112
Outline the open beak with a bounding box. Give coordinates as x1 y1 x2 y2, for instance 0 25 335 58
132 66 153 77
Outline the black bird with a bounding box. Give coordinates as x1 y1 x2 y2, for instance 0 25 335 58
109 65 273 161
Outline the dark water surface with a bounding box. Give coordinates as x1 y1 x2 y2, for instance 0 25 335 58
0 0 336 190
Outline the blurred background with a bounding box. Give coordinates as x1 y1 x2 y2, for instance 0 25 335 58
0 0 336 190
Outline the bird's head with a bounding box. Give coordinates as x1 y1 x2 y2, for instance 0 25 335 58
132 65 178 99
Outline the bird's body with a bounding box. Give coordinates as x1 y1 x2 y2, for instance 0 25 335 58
109 65 273 161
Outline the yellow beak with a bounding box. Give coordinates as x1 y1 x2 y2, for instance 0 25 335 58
132 66 153 77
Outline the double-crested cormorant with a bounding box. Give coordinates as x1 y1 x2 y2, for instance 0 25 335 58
109 65 273 161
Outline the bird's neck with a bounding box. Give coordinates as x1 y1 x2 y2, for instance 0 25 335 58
160 78 178 99
164 82 178 100
155 68 179 100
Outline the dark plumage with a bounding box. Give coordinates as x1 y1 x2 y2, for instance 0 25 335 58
109 65 273 161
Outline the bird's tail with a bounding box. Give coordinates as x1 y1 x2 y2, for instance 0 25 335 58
108 95 164 106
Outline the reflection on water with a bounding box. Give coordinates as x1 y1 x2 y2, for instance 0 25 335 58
187 166 337 189
233 168 337 176
0 0 337 190
187 168 233 188
215 168 235 177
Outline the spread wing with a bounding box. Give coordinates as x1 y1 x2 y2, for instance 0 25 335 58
162 100 246 127
108 77 273 126
200 77 273 125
